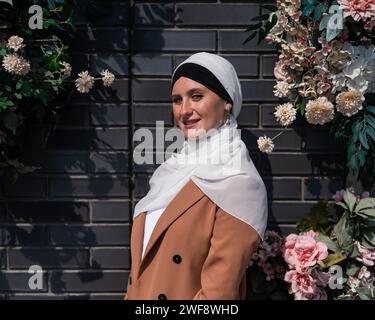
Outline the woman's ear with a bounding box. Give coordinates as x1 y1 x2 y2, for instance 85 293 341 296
225 101 233 113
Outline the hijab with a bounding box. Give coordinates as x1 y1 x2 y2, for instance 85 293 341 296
132 52 268 239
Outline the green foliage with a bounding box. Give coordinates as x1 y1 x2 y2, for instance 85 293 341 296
0 0 77 183
243 4 278 46
296 198 333 235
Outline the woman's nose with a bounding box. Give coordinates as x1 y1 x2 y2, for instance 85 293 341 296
181 99 193 115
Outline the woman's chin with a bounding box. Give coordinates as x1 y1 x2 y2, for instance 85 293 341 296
184 127 207 139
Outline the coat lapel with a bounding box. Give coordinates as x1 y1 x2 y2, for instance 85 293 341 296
131 179 205 280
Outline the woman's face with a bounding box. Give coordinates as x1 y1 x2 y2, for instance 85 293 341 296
171 77 232 139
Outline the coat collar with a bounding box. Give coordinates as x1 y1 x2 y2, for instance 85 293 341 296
131 179 205 280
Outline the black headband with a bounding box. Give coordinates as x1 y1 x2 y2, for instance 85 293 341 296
171 63 233 106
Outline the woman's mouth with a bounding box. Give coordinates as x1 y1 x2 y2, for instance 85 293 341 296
183 118 201 128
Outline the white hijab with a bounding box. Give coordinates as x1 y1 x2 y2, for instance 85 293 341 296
133 52 268 239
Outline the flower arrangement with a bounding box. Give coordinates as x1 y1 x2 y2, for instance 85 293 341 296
0 0 114 183
248 188 375 300
245 0 375 188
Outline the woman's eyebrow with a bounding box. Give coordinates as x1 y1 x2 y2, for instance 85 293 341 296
171 88 204 98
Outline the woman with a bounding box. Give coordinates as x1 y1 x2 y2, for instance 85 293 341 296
125 52 268 300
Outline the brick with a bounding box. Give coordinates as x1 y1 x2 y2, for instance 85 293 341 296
89 152 129 173
7 201 89 223
0 203 6 222
242 80 279 102
90 294 124 300
19 152 88 174
8 249 90 269
261 55 278 78
236 105 258 127
0 226 47 246
90 54 129 76
88 79 129 102
91 201 131 222
1 177 46 198
49 176 130 198
176 4 259 26
48 128 129 150
69 27 129 52
51 271 128 293
50 225 130 246
264 178 301 200
260 153 345 176
132 79 173 102
86 3 130 26
132 54 172 76
0 249 5 269
134 104 173 125
304 177 345 200
133 30 215 51
91 248 130 269
133 174 152 199
219 31 276 52
133 127 184 152
91 103 129 126
134 3 174 26
0 271 48 292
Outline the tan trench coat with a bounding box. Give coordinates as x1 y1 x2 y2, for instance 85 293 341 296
124 179 261 300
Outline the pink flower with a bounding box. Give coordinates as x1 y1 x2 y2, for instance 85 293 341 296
338 0 375 22
273 60 288 81
356 242 375 267
284 234 328 272
285 270 316 298
301 230 319 238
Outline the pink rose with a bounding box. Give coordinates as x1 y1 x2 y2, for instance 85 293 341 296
273 60 288 81
284 234 328 272
285 270 316 298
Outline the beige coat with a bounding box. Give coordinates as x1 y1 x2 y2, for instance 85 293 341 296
124 179 260 300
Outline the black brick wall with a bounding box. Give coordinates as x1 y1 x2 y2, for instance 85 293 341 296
0 1 346 299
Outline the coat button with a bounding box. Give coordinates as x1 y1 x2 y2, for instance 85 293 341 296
172 254 182 264
129 276 132 285
158 294 167 300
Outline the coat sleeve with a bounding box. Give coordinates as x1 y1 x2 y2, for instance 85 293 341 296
192 207 261 300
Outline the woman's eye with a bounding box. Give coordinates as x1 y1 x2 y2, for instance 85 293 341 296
192 94 202 100
173 97 181 104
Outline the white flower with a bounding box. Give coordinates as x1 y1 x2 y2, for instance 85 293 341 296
273 81 290 97
60 61 72 77
75 70 94 93
7 35 25 52
274 102 297 126
2 53 30 75
257 136 274 154
305 96 335 125
335 90 365 117
101 69 115 87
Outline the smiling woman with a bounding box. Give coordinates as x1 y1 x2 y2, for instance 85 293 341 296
125 52 268 300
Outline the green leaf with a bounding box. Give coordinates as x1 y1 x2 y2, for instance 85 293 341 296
261 5 278 12
302 5 315 17
359 209 375 218
251 14 270 21
245 23 262 32
365 115 375 128
343 191 357 212
334 212 354 255
323 252 347 267
1 111 17 134
367 105 375 114
242 32 257 45
356 287 374 300
14 92 22 99
313 3 328 22
355 197 375 212
359 131 369 149
0 48 6 56
346 262 360 276
366 126 375 141
335 202 348 210
315 234 339 252
362 228 375 247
